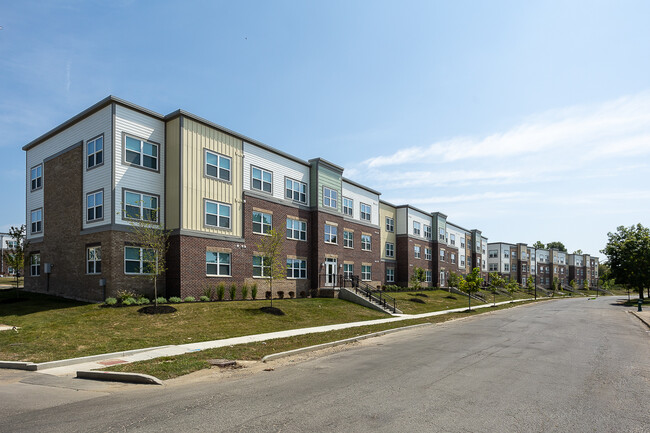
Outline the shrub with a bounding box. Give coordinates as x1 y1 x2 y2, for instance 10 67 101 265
217 283 225 301
199 295 210 302
251 283 258 300
277 291 285 299
265 291 272 300
169 297 183 304
156 297 167 304
202 286 215 300
104 297 117 306
299 291 306 298
184 296 196 302
122 297 137 306
137 297 150 305
289 291 295 298
116 289 137 302
241 284 249 301
229 284 237 301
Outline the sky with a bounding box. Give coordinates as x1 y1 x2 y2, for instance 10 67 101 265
1 0 649 257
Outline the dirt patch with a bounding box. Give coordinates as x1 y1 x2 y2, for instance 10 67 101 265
260 306 285 316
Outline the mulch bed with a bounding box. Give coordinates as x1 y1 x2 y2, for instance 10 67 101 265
138 305 177 314
408 298 426 304
260 306 285 316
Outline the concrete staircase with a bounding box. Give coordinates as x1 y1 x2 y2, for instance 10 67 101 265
339 287 402 315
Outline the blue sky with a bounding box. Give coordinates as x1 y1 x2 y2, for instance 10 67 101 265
1 0 649 256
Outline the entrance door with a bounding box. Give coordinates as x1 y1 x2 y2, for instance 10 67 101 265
325 258 337 287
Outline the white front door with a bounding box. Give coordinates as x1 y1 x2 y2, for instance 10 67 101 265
325 259 337 287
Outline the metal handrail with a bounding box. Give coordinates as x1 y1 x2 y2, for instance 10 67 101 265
317 274 398 313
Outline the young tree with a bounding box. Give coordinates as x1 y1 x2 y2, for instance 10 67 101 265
552 277 559 294
532 241 545 250
448 271 463 292
527 275 535 296
410 266 426 290
489 272 505 306
601 224 650 300
465 267 483 311
583 279 589 291
570 279 577 292
505 279 519 298
3 225 28 296
256 228 286 308
573 249 583 255
546 241 567 252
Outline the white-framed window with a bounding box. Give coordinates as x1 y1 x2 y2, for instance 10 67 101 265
87 135 104 169
414 245 421 259
522 264 528 272
489 263 498 272
425 247 432 260
361 234 371 251
30 253 40 276
385 242 394 258
425 270 432 283
413 221 421 236
124 191 158 222
343 264 354 280
324 224 337 244
323 187 338 209
440 249 445 261
522 278 526 286
285 178 307 203
31 209 42 234
253 255 270 277
450 234 456 245
87 246 101 274
205 150 231 182
386 268 394 283
86 190 103 222
287 258 307 279
252 166 272 193
361 265 371 281
451 253 456 264
461 238 466 248
461 255 465 267
205 200 231 229
360 203 371 221
504 251 510 258
489 249 498 258
206 251 231 276
343 197 353 216
385 217 394 232
504 263 510 271
343 230 353 248
125 135 158 170
252 211 272 235
286 218 307 241
124 246 156 275
424 225 432 240
439 228 445 241
30 164 42 191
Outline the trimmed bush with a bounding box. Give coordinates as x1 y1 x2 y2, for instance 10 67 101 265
169 297 183 304
122 297 137 306
199 295 210 302
277 291 285 299
265 291 272 300
229 284 237 301
299 291 306 298
184 296 196 302
251 284 258 300
156 297 167 304
217 283 225 301
241 284 249 300
116 289 137 302
104 297 117 306
288 291 295 299
137 297 150 305
202 286 215 300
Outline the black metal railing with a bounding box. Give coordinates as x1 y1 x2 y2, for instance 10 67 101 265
317 274 398 313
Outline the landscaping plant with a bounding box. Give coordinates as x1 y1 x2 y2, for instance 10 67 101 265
241 284 249 300
229 284 237 301
251 283 258 300
217 283 225 301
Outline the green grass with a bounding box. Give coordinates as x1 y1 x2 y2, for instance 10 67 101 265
0 277 23 286
385 289 534 315
0 290 386 363
107 301 535 380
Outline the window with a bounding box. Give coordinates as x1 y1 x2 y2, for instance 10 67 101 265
343 264 354 280
324 224 337 244
205 150 231 182
125 246 156 274
287 258 307 279
343 230 353 248
413 221 421 236
286 218 307 241
440 249 445 261
522 278 526 286
253 255 270 277
386 268 394 283
124 191 158 222
323 187 338 208
86 190 103 222
206 251 231 276
361 265 371 281
30 165 42 191
360 203 371 221
451 253 456 264
461 255 465 267
205 200 231 229
414 245 421 259
125 135 158 170
30 253 40 276
425 270 432 283
385 217 394 232
343 197 353 216
385 242 394 258
361 234 371 251
286 178 307 203
461 238 466 248
252 211 272 235
31 209 42 234
450 234 456 245
522 264 527 272
425 247 432 260
439 228 445 241
424 225 432 240
251 167 272 193
489 263 498 272
504 251 509 258
504 263 510 271
87 246 101 274
87 136 103 169
489 250 498 258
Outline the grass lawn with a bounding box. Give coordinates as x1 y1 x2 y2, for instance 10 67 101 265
0 277 23 287
0 290 386 363
107 301 535 380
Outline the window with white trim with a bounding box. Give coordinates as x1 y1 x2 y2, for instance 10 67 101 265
87 246 101 274
385 242 394 258
205 150 231 182
361 234 371 251
324 224 337 244
343 264 353 280
252 211 272 235
386 268 394 283
440 249 445 261
504 263 510 271
30 253 40 276
125 135 158 170
31 209 42 234
414 245 421 259
124 191 158 222
360 203 371 221
323 187 338 209
361 265 371 281
125 246 156 274
343 230 353 248
343 197 353 216
87 136 103 169
425 247 432 261
87 190 103 222
206 251 231 276
439 228 445 241
287 258 307 279
489 249 498 258
413 221 421 236
30 165 42 191
285 178 307 203
252 166 272 193
286 218 307 241
253 255 270 277
425 270 432 283
205 201 231 229
424 225 432 240
504 251 509 258
385 217 394 232
461 238 466 248
461 255 465 267
451 253 456 264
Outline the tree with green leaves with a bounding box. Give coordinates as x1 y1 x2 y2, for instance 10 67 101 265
601 223 650 300
255 228 286 308
527 275 535 296
570 279 577 292
447 271 463 292
489 272 505 306
573 249 583 255
546 241 567 252
552 277 559 294
583 279 589 291
532 241 545 250
465 267 483 311
505 279 519 297
410 266 426 290
3 225 27 296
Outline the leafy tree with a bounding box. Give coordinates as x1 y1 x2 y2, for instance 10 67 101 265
570 279 577 292
583 279 589 291
546 241 567 252
447 271 463 292
3 225 28 296
532 241 545 250
573 249 583 254
505 279 519 297
552 277 559 294
410 266 426 290
527 275 535 295
465 267 483 311
489 272 505 306
255 228 286 308
601 224 650 300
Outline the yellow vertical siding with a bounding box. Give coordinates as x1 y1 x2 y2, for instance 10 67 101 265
181 117 243 237
165 118 180 230
380 202 396 260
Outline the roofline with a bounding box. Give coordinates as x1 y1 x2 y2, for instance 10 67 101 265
379 199 398 208
308 157 345 173
446 221 471 233
342 177 381 196
431 211 448 219
487 241 516 247
396 204 434 218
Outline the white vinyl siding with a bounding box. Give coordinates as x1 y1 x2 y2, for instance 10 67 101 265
407 208 431 238
341 180 379 226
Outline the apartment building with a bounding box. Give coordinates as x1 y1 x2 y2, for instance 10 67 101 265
568 254 599 288
395 205 435 287
1 232 18 276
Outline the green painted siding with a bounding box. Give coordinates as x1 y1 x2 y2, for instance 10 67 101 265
435 215 446 239
310 166 318 207
165 118 180 230
317 165 342 212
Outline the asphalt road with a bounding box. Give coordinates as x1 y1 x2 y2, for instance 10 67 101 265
1 297 648 432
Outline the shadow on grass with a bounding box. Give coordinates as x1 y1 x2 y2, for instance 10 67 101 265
0 289 88 317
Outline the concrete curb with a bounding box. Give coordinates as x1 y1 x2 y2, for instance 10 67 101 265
76 370 163 385
0 361 37 371
261 323 432 363
630 311 650 328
